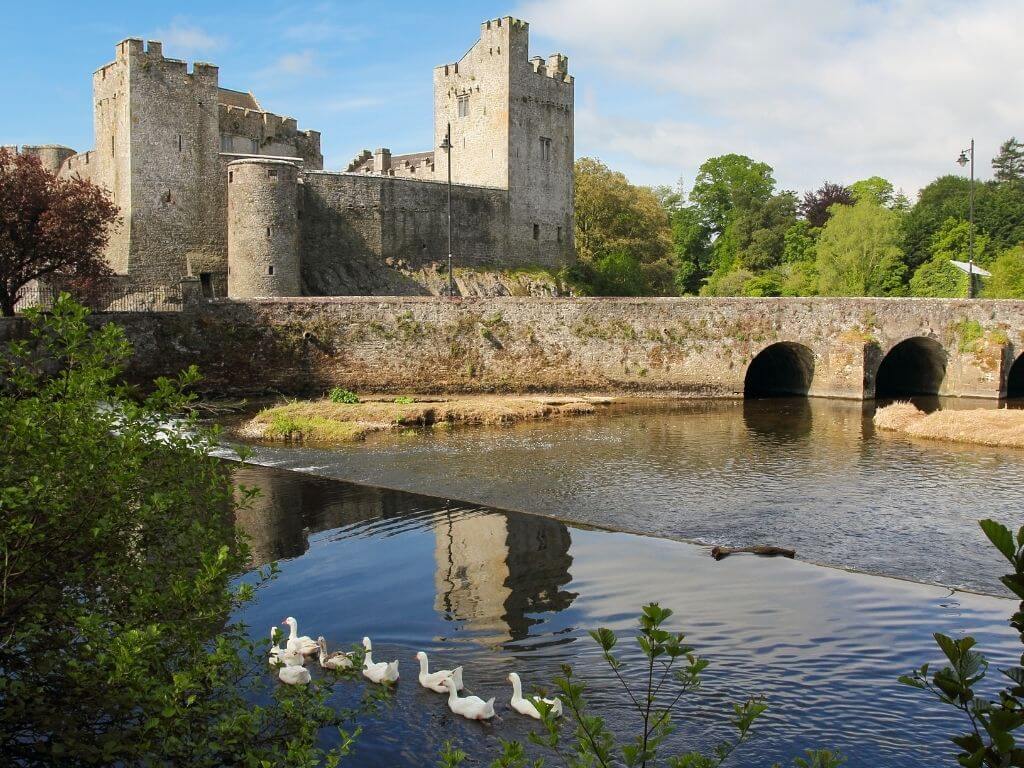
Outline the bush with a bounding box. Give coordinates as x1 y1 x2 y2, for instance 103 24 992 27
0 296 362 766
394 396 415 404
329 387 360 404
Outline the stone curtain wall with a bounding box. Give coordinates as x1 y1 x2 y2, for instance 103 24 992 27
299 173 510 295
93 297 1024 399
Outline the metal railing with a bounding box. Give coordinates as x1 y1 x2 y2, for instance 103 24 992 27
14 284 184 314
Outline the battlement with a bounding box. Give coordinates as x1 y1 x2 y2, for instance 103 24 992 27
479 16 529 36
108 38 219 83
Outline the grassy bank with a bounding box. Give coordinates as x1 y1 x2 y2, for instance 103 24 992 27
234 394 613 444
874 402 1024 449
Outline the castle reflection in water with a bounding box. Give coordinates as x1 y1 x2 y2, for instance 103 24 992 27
232 464 575 644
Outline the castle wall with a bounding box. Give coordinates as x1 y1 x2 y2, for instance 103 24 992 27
299 173 509 295
9 145 77 175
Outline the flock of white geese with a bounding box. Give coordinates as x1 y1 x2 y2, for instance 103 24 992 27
272 617 563 722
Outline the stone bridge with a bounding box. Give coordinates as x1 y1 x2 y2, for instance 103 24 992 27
60 295 1022 401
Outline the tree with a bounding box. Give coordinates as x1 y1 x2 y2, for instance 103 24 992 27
574 158 673 295
849 176 895 208
816 200 907 296
728 191 798 271
0 148 117 316
983 246 1024 298
900 175 972 272
0 297 368 765
689 154 775 236
992 136 1024 183
783 220 817 264
668 205 712 295
799 182 854 228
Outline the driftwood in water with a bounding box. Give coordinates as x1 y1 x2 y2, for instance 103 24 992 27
710 545 796 561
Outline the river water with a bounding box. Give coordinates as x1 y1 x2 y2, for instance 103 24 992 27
235 397 1024 595
232 462 1017 767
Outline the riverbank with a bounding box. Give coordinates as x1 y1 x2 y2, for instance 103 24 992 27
232 394 615 443
874 402 1024 449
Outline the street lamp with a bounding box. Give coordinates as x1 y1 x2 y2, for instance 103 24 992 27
439 122 455 298
956 139 976 298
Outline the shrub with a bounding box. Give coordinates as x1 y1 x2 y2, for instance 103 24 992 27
0 296 363 765
394 396 415 404
329 387 360 404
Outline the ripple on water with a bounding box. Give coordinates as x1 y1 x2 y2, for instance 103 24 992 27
233 463 1019 768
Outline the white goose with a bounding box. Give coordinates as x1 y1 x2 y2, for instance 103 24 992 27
278 664 311 686
268 626 304 668
361 637 399 684
317 636 354 670
442 675 495 720
282 616 319 656
508 672 563 719
415 651 464 693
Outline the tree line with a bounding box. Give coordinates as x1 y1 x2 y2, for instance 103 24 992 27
570 138 1024 298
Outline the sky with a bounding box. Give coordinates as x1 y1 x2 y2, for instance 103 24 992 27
1 0 1021 201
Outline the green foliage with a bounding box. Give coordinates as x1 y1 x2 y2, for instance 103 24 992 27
902 517 1024 768
721 192 798 272
783 220 817 264
701 267 756 297
816 200 907 296
850 176 896 208
0 296 364 765
668 205 713 295
394 396 415 405
574 158 673 295
329 387 360 404
910 257 966 298
992 137 1024 184
983 246 1024 298
690 154 776 236
478 602 798 768
952 319 985 354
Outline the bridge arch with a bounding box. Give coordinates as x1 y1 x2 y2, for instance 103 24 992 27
874 336 948 399
743 342 816 398
1007 352 1024 399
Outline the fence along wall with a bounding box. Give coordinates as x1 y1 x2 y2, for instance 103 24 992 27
91 296 1024 399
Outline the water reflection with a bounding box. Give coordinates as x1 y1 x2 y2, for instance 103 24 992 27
232 462 1020 768
238 397 1024 595
234 464 576 644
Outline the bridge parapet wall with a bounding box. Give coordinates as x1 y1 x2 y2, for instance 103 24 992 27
91 296 1024 399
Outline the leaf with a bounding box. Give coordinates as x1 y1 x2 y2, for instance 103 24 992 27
981 519 1017 563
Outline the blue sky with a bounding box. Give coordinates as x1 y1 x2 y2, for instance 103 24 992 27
2 1 1022 199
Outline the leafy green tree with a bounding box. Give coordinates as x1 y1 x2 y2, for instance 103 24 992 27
910 218 992 297
0 297 368 766
976 181 1024 253
901 519 1024 767
816 200 907 296
779 261 820 297
783 220 817 264
574 158 673 295
669 206 712 295
689 154 776 236
983 246 1024 298
727 192 799 272
992 137 1024 183
901 175 972 272
850 176 895 207
909 257 965 298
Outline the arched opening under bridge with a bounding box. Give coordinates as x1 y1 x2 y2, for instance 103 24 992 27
1007 353 1024 400
743 342 815 398
874 337 948 399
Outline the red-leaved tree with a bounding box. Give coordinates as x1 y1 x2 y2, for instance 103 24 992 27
0 147 119 316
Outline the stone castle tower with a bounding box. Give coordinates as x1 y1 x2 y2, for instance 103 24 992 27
17 16 573 299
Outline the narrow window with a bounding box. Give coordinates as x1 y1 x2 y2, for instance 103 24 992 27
162 190 172 203
199 272 213 298
268 265 274 275
229 171 233 183
540 137 551 161
557 226 562 243
266 226 272 238
457 94 469 118
111 135 115 155
533 224 540 240
177 134 182 152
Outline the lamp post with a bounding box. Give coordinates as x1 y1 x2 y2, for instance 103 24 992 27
440 122 455 298
956 139 976 298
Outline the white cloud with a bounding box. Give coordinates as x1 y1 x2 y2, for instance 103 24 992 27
268 51 319 77
153 19 224 58
517 0 1024 198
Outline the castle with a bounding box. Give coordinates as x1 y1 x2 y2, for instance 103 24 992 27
13 16 574 299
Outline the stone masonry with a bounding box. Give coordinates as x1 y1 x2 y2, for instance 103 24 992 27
29 296 1024 401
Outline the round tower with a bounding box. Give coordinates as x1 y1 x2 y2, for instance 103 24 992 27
19 145 77 175
227 158 301 298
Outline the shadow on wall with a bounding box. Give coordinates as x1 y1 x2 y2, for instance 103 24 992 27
743 342 816 398
874 337 948 399
1007 353 1024 400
